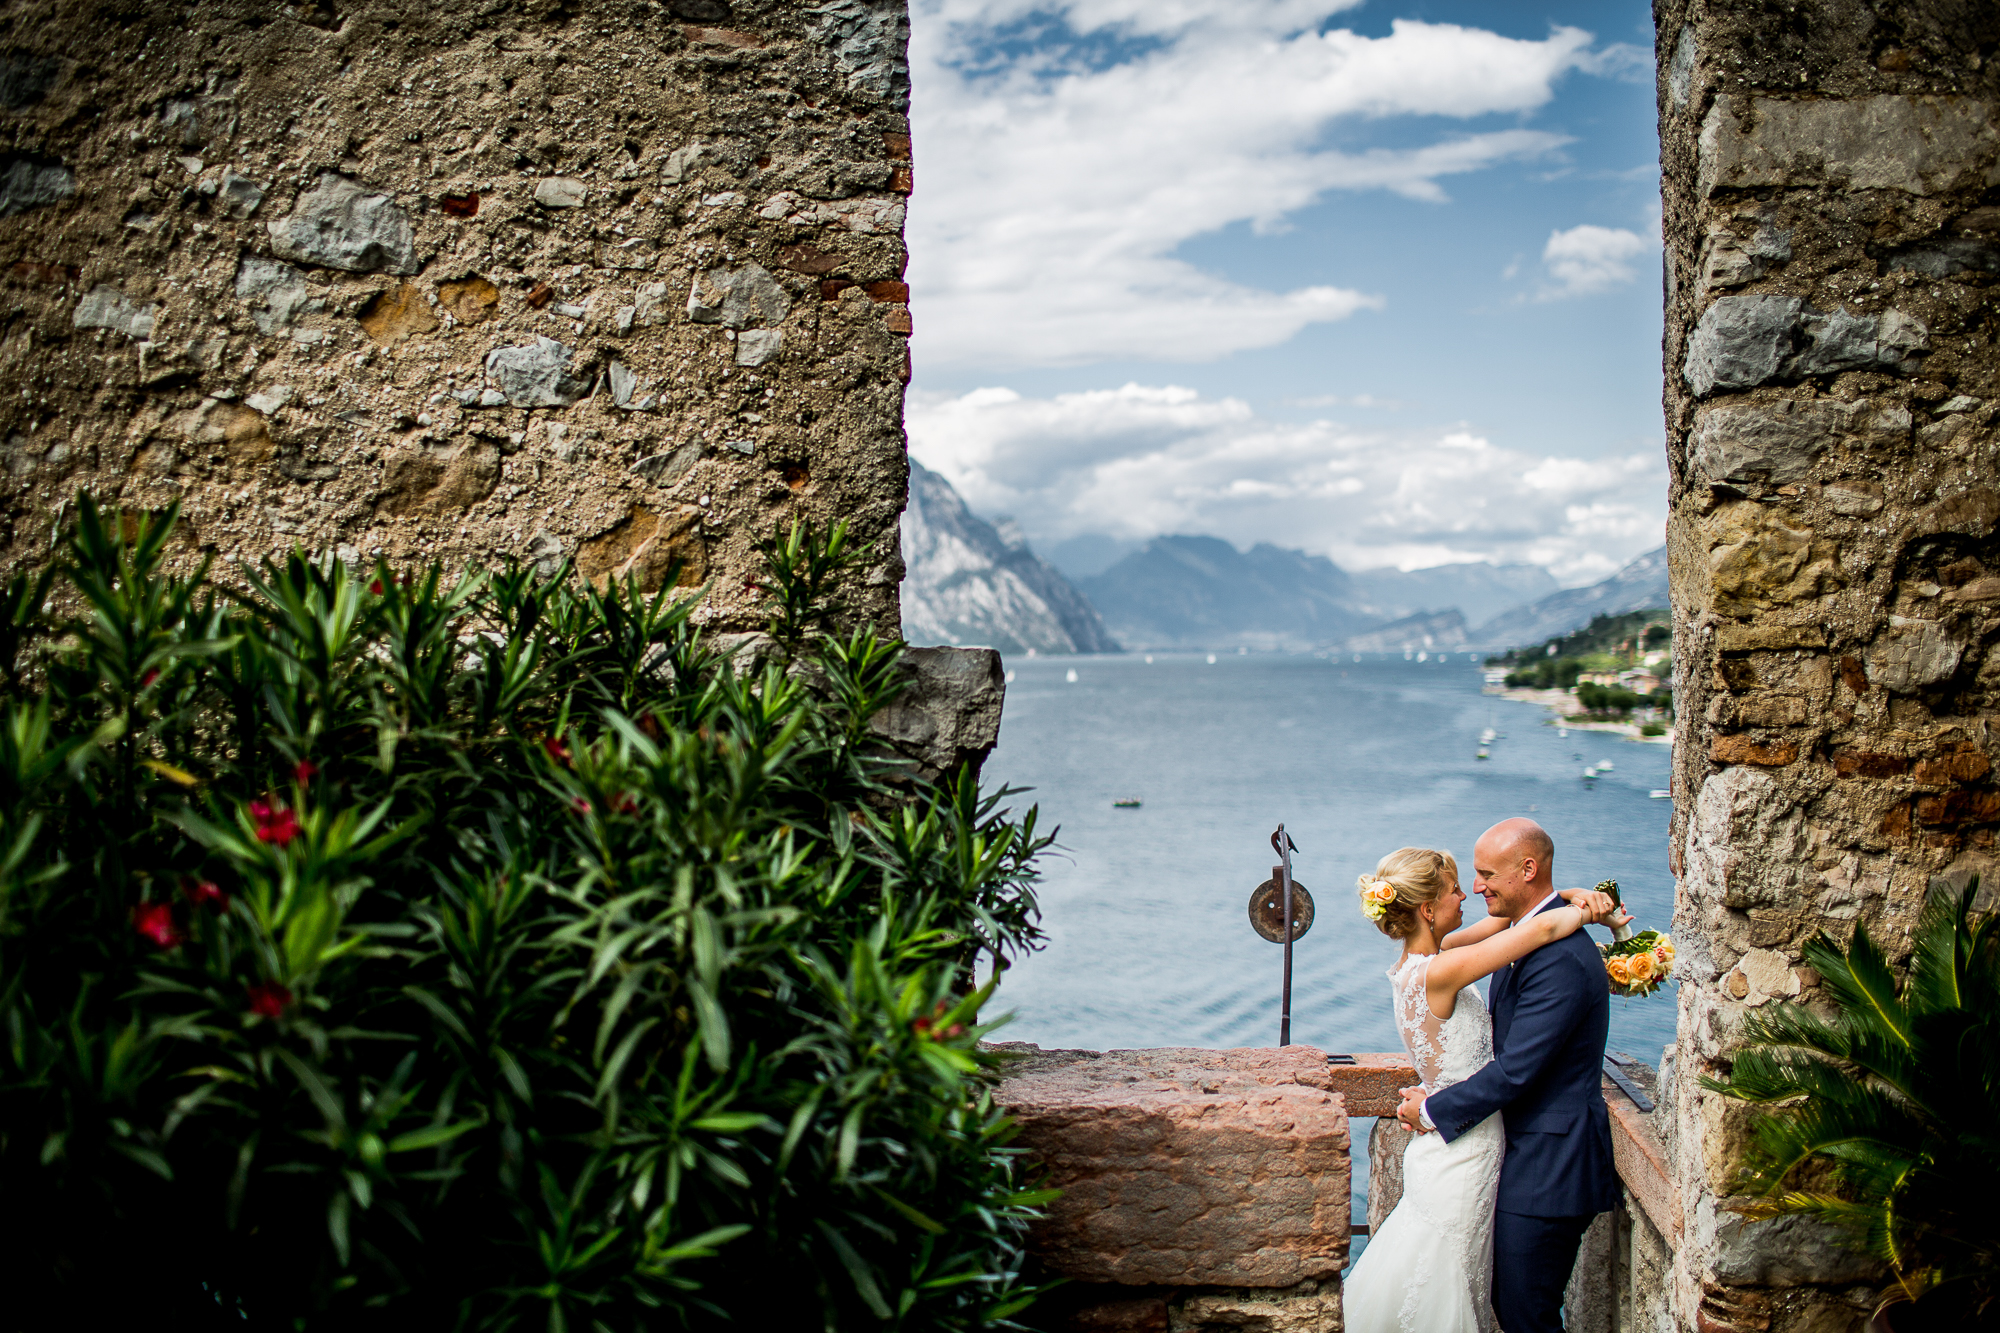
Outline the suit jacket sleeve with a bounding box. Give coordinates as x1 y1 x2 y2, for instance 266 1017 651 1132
1424 943 1590 1144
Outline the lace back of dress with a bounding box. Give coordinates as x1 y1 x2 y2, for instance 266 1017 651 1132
1391 955 1449 1091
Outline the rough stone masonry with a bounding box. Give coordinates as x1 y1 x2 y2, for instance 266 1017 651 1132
0 0 917 637
1656 3 1999 1331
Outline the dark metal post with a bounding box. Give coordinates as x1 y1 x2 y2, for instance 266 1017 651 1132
1277 822 1295 1047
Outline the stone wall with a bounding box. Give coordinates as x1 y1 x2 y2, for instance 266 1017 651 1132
1655 3 1999 1329
0 0 915 636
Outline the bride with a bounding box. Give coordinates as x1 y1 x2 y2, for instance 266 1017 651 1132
1341 847 1621 1333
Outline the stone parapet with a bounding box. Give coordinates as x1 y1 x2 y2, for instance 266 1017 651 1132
992 1044 1350 1331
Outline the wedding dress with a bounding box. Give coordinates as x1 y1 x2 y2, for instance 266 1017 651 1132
1342 952 1504 1333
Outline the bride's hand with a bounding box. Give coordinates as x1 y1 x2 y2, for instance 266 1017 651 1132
1562 887 1617 922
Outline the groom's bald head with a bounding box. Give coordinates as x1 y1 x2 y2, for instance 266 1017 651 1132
1473 818 1556 920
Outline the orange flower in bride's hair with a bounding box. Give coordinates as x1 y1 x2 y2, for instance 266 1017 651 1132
1627 952 1656 983
1606 957 1633 986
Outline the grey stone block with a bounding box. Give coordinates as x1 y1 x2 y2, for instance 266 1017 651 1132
486 337 589 408
735 327 783 366
73 285 158 341
218 170 266 219
0 155 75 217
234 257 312 335
532 176 587 208
686 263 791 329
869 645 1006 782
1683 295 1802 396
1868 616 1962 694
267 172 418 275
608 361 637 407
1698 95 2000 197
1712 1211 1886 1286
1689 398 1909 485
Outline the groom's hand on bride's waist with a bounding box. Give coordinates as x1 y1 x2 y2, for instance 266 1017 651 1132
1396 1085 1432 1134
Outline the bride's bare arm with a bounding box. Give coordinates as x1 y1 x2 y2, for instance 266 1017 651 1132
1426 901 1623 1010
1439 917 1508 950
1440 888 1609 951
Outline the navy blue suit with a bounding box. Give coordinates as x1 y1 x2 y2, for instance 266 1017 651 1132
1422 897 1617 1333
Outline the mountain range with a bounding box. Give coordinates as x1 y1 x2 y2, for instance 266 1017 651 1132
1074 537 1590 653
898 465 1667 655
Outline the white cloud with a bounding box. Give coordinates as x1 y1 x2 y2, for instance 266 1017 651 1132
1537 224 1654 299
908 383 1666 583
1287 392 1401 409
909 4 1635 367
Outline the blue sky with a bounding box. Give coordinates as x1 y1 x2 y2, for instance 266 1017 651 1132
900 0 1668 584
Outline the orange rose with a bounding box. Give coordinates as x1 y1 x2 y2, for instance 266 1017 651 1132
1606 957 1633 985
1627 952 1655 983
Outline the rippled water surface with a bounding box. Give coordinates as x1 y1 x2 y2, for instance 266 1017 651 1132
984 653 1680 1066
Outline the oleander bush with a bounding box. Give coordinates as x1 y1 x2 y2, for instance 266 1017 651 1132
0 497 1055 1330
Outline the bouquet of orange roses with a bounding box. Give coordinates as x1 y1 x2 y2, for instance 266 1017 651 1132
1594 879 1675 998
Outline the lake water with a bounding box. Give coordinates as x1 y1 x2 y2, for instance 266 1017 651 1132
981 651 1679 1250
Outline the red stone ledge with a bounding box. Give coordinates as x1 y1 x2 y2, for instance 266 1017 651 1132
1603 1073 1683 1241
1320 1052 1415 1117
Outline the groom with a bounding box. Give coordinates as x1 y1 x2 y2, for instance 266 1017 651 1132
1395 817 1618 1333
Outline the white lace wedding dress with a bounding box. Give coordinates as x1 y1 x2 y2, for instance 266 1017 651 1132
1342 952 1504 1333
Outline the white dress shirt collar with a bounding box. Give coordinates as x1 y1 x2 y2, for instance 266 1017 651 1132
1512 888 1563 926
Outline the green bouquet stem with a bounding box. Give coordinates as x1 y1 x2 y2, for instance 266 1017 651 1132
1596 878 1638 943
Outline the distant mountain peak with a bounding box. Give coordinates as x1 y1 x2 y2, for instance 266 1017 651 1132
901 463 1120 656
1471 546 1669 649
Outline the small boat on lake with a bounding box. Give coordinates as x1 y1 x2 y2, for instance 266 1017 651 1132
1113 797 1143 808
1476 747 1490 760
1649 789 1671 800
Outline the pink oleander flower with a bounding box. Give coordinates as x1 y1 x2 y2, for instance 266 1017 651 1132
184 878 228 910
250 798 302 848
132 902 184 949
245 981 293 1018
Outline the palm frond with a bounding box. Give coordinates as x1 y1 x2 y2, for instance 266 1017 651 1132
1707 880 2000 1311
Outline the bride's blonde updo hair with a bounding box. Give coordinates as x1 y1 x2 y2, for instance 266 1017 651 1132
1355 847 1459 941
